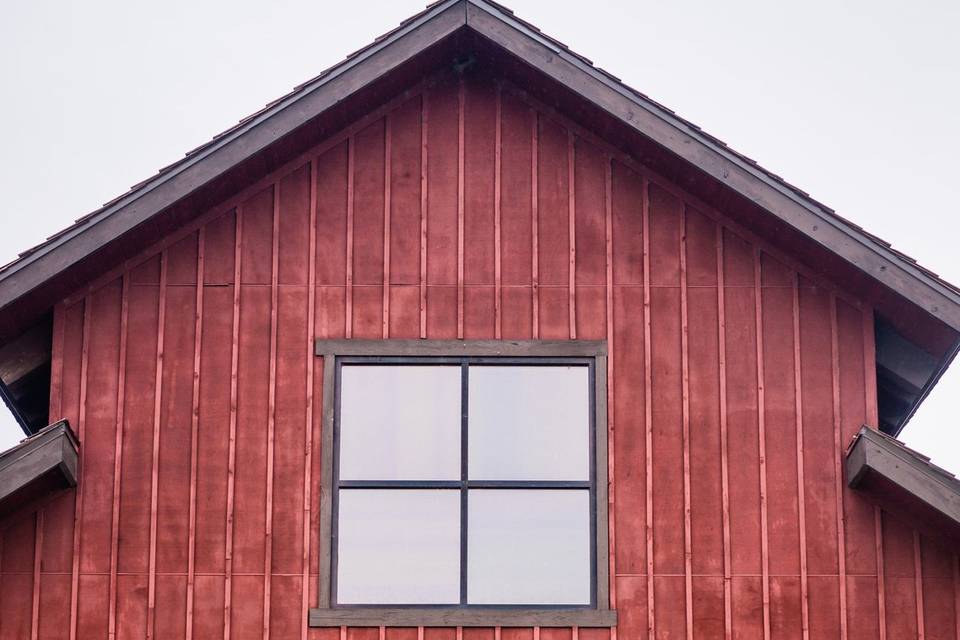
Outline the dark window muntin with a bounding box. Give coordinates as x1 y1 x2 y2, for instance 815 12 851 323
311 339 615 629
330 356 597 609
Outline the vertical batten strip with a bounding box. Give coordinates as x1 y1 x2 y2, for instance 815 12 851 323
186 229 205 640
792 272 810 639
641 175 655 638
146 250 168 640
531 109 540 339
953 553 959 640
875 508 887 640
680 206 693 640
914 531 925 639
345 136 355 339
830 295 849 640
68 298 91 640
456 76 465 339
383 115 393 339
30 509 43 640
49 303 65 419
263 185 281 640
224 208 244 640
604 156 617 640
301 160 318 640
863 304 885 639
568 131 577 339
862 307 879 426
716 226 732 640
419 94 429 339
753 248 771 640
107 275 130 640
494 84 503 340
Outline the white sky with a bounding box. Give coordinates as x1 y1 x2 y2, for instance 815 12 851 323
0 0 957 472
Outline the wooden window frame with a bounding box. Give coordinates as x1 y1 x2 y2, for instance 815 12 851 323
310 340 616 628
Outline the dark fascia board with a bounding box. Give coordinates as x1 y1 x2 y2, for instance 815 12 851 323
2 0 959 338
464 0 960 332
0 420 78 507
0 0 468 313
846 426 960 528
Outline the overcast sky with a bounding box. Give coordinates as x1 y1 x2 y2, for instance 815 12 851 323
1 0 958 472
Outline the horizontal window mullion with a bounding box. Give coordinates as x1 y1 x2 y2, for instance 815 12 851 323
338 480 462 489
466 481 591 489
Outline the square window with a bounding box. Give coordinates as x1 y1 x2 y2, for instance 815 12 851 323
469 365 590 481
338 365 461 480
313 340 614 628
336 489 461 604
467 489 591 605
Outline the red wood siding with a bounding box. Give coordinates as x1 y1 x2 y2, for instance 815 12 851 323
2 70 959 639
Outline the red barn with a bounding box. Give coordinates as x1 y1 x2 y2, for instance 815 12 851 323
1 2 959 638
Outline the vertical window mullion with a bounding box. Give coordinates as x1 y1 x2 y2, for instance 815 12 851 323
460 360 469 606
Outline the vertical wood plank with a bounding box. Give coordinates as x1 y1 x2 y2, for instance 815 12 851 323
383 114 393 339
831 295 849 640
107 275 130 640
224 208 243 640
30 510 43 640
494 84 502 340
146 250 168 640
753 248 771 640
346 136 355 339
954 553 959 640
263 185 281 640
568 131 577 339
420 94 429 339
68 297 91 640
914 531 925 640
49 303 65 419
603 156 616 640
531 109 539 339
302 159 318 640
792 272 810 640
457 76 465 340
875 509 886 640
865 304 886 637
862 307 878 427
716 225 732 640
185 229 205 640
642 175 655 639
680 206 693 640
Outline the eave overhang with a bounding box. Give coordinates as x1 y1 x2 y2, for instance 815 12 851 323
0 420 78 520
846 426 960 541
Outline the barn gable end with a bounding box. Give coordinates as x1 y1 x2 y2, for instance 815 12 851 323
1 3 959 639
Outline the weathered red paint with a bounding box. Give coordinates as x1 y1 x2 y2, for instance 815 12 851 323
2 70 959 640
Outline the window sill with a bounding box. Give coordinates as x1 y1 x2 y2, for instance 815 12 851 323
308 607 617 628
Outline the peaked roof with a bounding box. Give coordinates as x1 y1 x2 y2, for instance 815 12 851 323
1 2 958 377
3 0 959 333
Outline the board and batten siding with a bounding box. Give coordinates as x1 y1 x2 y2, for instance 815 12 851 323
2 70 959 639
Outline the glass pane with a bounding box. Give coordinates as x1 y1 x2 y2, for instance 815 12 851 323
339 365 461 480
468 365 590 480
467 489 591 605
336 489 461 604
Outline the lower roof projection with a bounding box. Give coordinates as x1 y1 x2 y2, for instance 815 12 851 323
0 0 956 436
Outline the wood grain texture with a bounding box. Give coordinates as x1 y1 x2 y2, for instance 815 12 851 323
5 69 953 640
